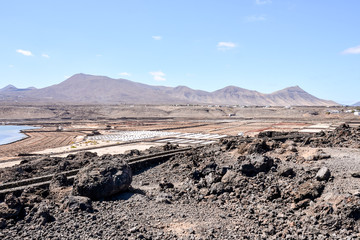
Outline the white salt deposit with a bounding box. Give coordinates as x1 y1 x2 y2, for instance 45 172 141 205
87 131 176 142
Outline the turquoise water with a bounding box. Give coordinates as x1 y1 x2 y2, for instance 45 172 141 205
0 125 38 145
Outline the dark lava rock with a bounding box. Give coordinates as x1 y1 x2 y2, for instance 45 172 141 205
221 139 238 150
304 125 360 148
159 180 174 190
189 169 202 181
25 202 55 226
239 154 274 177
308 152 331 161
209 182 225 195
163 143 179 151
4 193 21 209
0 217 5 229
257 131 275 138
62 195 93 212
72 158 132 200
57 160 70 171
49 173 68 190
221 170 237 184
351 172 360 178
338 123 350 129
201 163 217 176
287 146 298 152
124 149 141 156
348 206 360 221
0 194 22 219
49 173 70 201
279 167 296 178
292 199 311 210
20 187 46 207
0 203 20 219
315 167 331 181
293 181 325 202
155 193 172 204
205 172 221 185
266 186 281 200
247 139 270 154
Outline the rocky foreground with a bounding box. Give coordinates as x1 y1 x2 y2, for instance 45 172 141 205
1 125 360 239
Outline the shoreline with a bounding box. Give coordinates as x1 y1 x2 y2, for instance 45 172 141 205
0 125 39 146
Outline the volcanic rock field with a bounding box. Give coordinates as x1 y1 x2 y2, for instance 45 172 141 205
0 124 360 239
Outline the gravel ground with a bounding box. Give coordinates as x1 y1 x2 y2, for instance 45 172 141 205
312 147 360 195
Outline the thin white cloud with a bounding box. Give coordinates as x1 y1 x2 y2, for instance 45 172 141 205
149 71 166 81
96 54 102 57
255 0 272 5
16 49 33 56
152 36 162 40
119 72 131 77
342 45 360 55
42 53 50 58
217 42 237 50
8 65 14 68
246 15 267 22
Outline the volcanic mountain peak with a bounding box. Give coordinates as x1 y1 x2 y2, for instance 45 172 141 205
1 84 17 91
0 84 37 92
173 85 192 91
61 73 118 85
214 85 252 92
0 73 338 106
285 85 302 90
271 85 305 93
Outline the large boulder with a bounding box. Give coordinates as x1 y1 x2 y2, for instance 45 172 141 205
25 202 55 226
61 195 93 212
315 167 331 181
0 193 23 219
293 180 324 202
239 154 274 177
247 139 270 154
72 158 132 200
221 170 237 184
279 167 296 178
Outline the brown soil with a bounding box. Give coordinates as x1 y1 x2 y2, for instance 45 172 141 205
0 130 82 159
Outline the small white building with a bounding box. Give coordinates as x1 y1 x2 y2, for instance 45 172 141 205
355 112 360 116
327 110 340 114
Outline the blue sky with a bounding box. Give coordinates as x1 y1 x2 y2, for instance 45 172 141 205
1 0 359 104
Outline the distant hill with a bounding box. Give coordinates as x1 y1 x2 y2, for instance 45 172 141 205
353 102 360 106
0 85 36 93
0 73 338 106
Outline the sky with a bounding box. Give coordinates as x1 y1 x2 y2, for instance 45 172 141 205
1 0 359 105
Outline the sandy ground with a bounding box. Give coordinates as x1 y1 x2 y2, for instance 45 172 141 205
33 139 127 155
0 160 22 169
45 142 164 158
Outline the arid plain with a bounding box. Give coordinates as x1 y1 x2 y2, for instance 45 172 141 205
0 104 358 161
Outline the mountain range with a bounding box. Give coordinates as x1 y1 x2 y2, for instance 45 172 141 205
0 73 338 106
